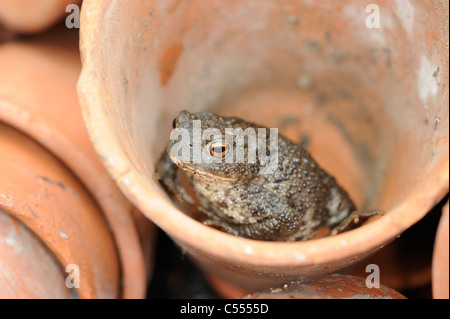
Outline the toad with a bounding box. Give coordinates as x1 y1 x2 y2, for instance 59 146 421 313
156 110 381 241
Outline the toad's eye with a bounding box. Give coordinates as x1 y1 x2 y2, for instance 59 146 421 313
210 141 229 157
172 118 178 129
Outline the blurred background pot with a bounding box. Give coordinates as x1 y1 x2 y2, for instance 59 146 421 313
0 24 14 43
0 209 77 299
432 201 449 299
78 0 449 292
0 26 155 298
243 274 406 299
0 0 80 33
0 122 118 298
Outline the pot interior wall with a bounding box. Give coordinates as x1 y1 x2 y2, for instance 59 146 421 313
97 0 448 215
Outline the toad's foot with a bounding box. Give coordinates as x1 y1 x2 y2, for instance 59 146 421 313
330 209 384 236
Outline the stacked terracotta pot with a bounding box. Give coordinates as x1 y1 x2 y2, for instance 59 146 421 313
0 1 155 299
1 0 449 299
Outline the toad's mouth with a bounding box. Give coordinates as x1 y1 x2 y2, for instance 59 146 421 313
172 160 240 183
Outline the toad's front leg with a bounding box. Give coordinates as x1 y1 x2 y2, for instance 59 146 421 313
330 209 384 235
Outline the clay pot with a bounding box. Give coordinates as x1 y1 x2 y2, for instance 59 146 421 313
0 0 80 33
0 25 14 43
0 122 118 298
243 274 406 299
343 200 445 294
432 201 449 299
0 209 78 299
0 27 155 298
78 0 449 292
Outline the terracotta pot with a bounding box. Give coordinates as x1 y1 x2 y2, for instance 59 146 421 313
0 27 155 298
243 274 406 299
0 25 14 43
432 201 449 299
342 200 445 294
0 122 118 298
0 209 78 299
0 0 80 33
207 274 252 299
78 0 449 292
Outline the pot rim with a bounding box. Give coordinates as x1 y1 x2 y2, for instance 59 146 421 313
78 0 450 267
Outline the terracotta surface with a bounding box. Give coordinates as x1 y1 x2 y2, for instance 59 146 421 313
0 122 119 298
244 274 406 299
0 0 80 33
0 209 77 299
0 25 14 43
432 201 449 299
343 200 444 293
78 0 449 292
0 27 155 298
206 274 252 299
